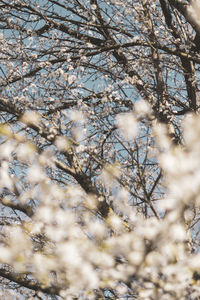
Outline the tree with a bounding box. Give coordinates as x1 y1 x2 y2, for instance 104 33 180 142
0 0 200 298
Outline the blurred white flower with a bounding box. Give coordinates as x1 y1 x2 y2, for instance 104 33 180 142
88 221 106 239
153 121 171 150
55 136 71 151
145 251 163 267
0 160 13 190
189 254 200 269
101 163 121 186
66 185 84 206
0 246 12 263
184 113 200 148
0 140 15 160
68 110 85 123
46 225 66 242
116 112 137 140
27 164 46 183
128 250 143 265
107 214 123 231
134 99 152 118
169 224 186 242
187 0 200 27
17 142 36 162
59 242 82 267
139 288 153 298
36 206 53 223
21 111 41 126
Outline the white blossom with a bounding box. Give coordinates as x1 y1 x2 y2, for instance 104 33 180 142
27 165 46 183
134 99 152 118
21 111 41 126
187 0 200 27
68 110 85 123
116 112 137 140
67 74 77 85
